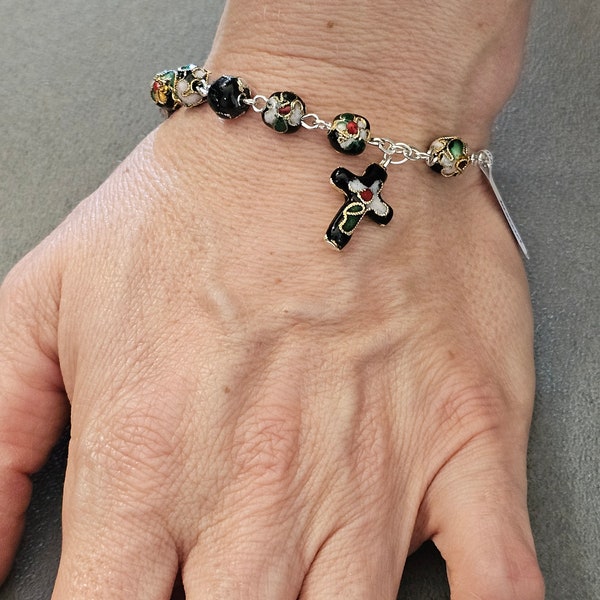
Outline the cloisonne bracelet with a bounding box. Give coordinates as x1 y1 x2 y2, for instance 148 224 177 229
151 65 528 257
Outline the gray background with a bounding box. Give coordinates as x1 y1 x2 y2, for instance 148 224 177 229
0 0 598 598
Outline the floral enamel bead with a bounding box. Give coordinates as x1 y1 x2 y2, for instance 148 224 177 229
328 113 371 155
427 137 471 177
174 64 209 108
262 91 305 133
151 69 180 114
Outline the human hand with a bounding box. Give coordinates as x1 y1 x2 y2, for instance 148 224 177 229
0 2 544 598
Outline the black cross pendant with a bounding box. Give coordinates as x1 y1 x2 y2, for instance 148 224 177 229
325 163 393 250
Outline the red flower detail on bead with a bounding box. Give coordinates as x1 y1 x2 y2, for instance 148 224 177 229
360 189 373 202
346 121 359 135
278 104 291 115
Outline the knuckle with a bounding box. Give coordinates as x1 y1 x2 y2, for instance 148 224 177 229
74 398 185 497
514 563 546 600
232 401 301 489
111 411 180 468
1 264 34 325
473 550 545 600
430 371 509 442
1 254 59 350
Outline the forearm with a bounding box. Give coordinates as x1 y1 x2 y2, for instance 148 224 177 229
207 0 533 145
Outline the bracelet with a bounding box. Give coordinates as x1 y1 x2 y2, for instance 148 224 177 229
151 65 528 257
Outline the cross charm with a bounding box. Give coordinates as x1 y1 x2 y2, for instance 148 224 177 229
325 163 393 250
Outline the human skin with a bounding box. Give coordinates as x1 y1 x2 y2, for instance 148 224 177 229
0 1 545 599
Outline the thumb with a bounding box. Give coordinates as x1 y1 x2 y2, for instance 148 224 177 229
0 252 68 582
426 439 545 600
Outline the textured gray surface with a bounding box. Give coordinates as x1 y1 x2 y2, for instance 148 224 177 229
0 0 598 598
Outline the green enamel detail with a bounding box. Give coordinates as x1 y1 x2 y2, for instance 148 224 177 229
346 140 362 153
449 138 465 159
340 202 365 233
157 70 177 89
273 119 288 133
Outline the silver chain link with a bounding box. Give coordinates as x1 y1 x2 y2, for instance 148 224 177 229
369 137 430 167
243 95 269 112
300 113 332 131
196 78 211 98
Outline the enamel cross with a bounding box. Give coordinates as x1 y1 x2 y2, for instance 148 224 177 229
325 163 393 250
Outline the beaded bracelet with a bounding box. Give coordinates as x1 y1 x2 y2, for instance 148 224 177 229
151 65 528 257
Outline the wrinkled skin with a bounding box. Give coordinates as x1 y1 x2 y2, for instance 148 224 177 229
0 1 544 599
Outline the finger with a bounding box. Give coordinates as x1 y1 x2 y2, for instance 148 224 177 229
53 503 179 600
51 405 180 599
426 441 545 600
0 258 68 582
53 505 179 599
181 507 306 600
179 375 317 600
298 517 405 600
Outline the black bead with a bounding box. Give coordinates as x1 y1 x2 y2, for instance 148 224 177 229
207 75 251 119
262 91 305 133
327 113 370 155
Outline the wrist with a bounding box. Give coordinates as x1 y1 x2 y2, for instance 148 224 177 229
207 0 532 145
150 55 528 259
154 103 517 268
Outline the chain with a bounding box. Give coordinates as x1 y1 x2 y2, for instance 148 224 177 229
300 113 332 131
296 110 431 169
368 137 430 167
173 72 432 171
243 95 269 112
